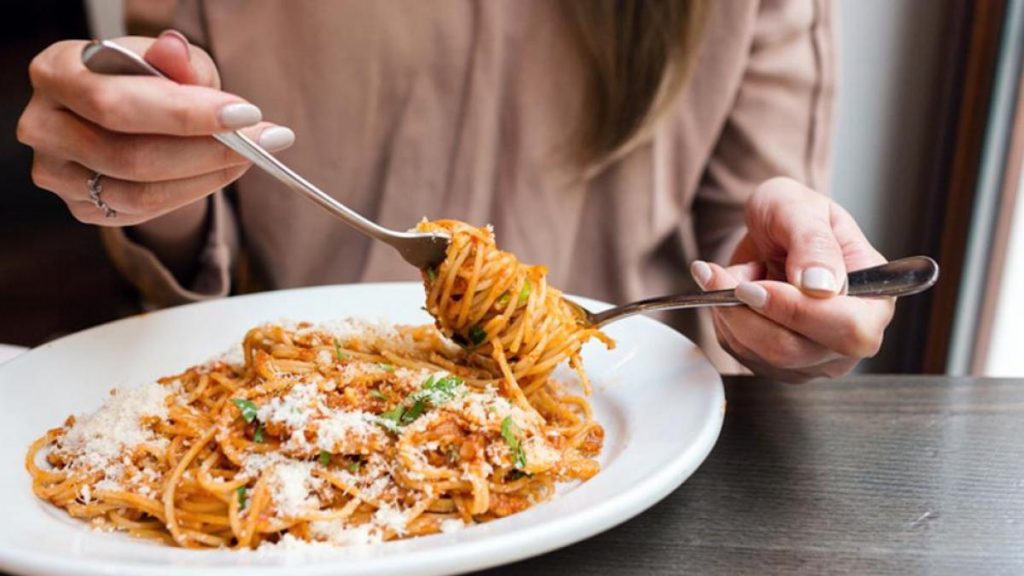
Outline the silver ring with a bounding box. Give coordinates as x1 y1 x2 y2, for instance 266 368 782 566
87 172 117 219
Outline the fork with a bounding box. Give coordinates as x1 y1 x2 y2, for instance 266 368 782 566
565 256 939 328
81 40 450 269
79 40 939 327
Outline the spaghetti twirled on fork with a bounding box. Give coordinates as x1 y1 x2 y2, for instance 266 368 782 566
417 220 614 403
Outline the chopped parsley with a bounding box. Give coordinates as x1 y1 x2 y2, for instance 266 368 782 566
498 280 531 307
378 362 395 373
333 338 347 362
374 374 465 433
370 389 388 401
319 450 331 466
236 486 248 509
376 405 406 433
415 375 462 405
518 279 532 304
402 399 427 424
501 416 527 470
347 460 362 473
468 325 488 346
231 398 263 442
426 266 438 282
231 398 258 423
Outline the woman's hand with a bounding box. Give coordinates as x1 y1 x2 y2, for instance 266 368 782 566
691 177 895 382
16 31 294 227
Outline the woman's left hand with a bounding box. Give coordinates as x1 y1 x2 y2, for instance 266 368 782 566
691 177 895 382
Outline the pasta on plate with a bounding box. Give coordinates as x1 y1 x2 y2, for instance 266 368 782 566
26 220 613 549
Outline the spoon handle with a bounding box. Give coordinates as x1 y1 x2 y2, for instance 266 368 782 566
589 256 939 327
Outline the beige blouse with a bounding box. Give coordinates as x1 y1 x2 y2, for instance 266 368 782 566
103 0 835 372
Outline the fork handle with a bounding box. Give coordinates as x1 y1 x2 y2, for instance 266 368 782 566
80 40 397 244
589 256 939 327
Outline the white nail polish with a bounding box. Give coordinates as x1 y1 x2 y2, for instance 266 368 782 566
259 126 295 151
219 103 262 129
736 282 768 309
691 260 712 290
802 266 838 294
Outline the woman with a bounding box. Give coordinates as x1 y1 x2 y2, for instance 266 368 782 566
16 0 893 381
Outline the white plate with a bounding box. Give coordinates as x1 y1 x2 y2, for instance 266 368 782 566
0 283 724 576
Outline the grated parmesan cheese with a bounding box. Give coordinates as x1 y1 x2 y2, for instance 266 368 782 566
57 382 171 479
257 382 319 430
316 349 333 366
308 521 381 546
269 461 322 518
315 410 380 453
372 503 408 536
440 518 465 533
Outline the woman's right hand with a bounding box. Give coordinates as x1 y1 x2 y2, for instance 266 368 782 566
16 30 294 227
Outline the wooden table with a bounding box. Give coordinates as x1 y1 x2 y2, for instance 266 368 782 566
480 376 1024 575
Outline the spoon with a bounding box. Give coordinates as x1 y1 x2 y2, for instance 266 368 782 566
567 256 939 328
80 40 450 269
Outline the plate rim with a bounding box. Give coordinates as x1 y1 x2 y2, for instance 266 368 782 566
0 282 725 576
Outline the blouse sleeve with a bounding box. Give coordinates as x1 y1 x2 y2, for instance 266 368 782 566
694 0 836 266
100 192 239 306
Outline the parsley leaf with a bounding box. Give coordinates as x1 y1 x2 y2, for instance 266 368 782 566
469 325 488 346
402 398 427 424
253 423 265 443
518 279 532 304
319 450 331 466
231 398 258 423
501 416 527 470
497 291 510 306
347 460 362 473
378 362 395 373
374 375 464 432
236 486 248 509
333 338 347 362
376 405 405 433
370 389 388 401
415 374 462 405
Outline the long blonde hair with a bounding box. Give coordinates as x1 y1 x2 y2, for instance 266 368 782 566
561 0 711 170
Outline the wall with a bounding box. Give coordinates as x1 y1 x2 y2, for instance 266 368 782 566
831 0 954 372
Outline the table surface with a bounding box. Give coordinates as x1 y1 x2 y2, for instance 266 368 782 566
479 376 1024 575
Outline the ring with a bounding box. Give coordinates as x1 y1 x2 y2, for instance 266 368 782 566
87 172 117 219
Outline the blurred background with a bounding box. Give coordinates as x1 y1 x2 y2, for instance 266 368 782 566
1 0 1022 375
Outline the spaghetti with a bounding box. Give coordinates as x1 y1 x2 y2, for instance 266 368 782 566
27 219 613 549
417 219 613 406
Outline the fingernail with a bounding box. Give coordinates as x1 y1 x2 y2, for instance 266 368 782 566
219 103 262 129
158 30 191 60
736 282 768 309
802 266 838 294
259 126 295 151
690 260 712 290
